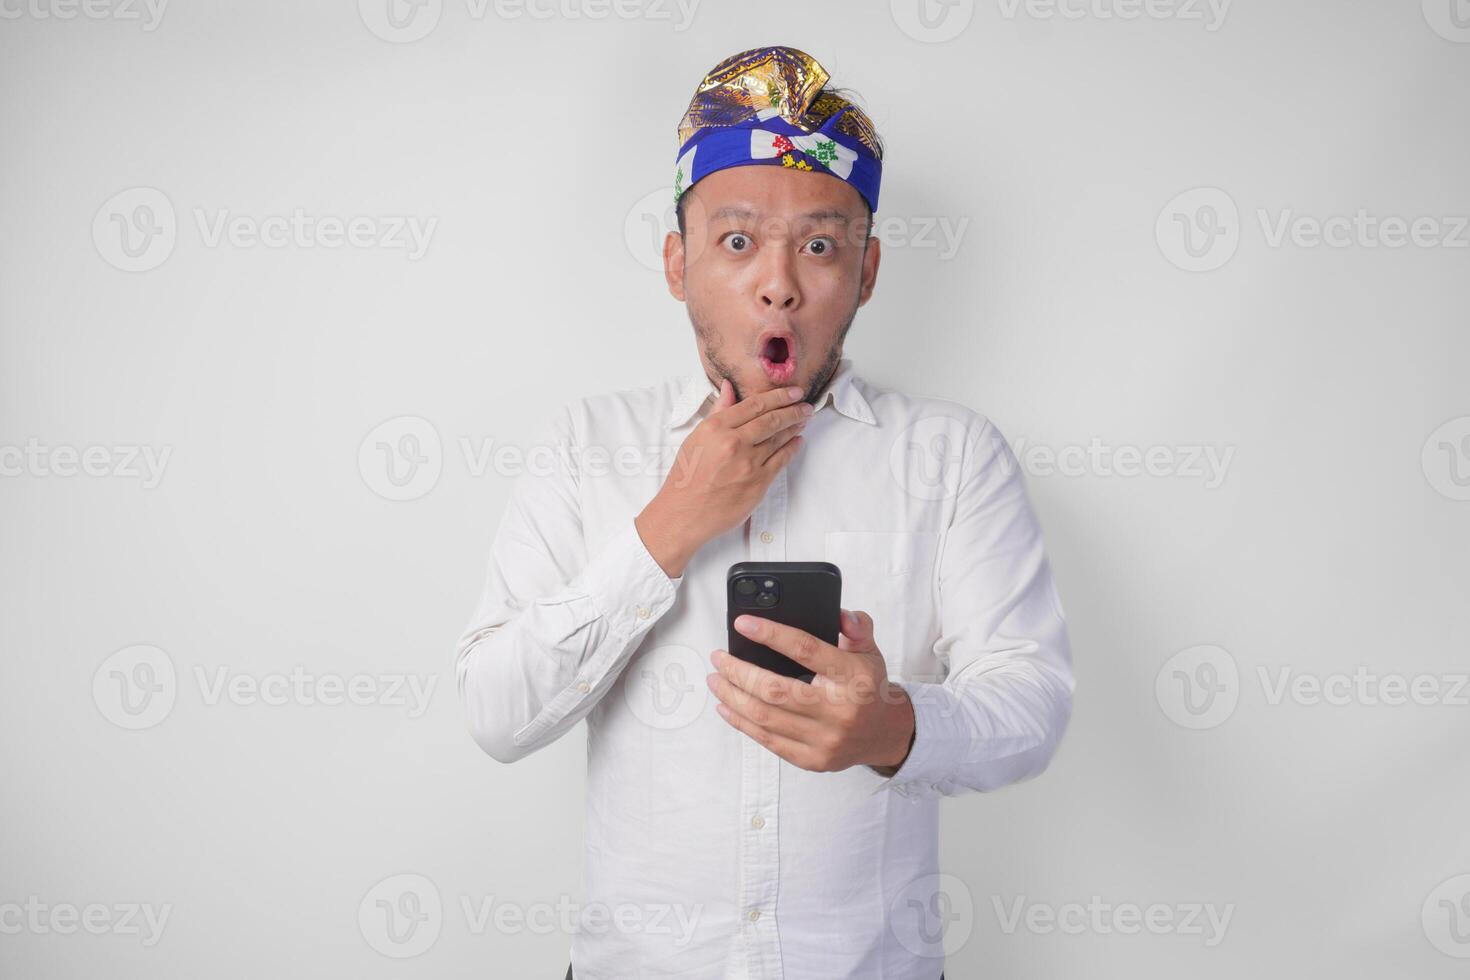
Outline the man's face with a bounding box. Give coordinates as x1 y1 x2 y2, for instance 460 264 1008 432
663 165 881 406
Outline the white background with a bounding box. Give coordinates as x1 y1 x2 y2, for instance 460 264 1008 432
1 1 1467 976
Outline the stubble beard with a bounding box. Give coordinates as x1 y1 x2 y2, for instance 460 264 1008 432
686 303 856 408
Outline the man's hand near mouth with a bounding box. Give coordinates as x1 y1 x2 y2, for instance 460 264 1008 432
634 379 812 578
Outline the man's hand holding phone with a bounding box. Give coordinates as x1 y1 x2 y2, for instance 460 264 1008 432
635 380 812 578
707 608 917 777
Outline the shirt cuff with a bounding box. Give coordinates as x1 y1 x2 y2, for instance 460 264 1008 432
580 519 683 641
866 679 961 800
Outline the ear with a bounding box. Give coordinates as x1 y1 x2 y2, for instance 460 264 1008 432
856 232 880 307
664 230 686 301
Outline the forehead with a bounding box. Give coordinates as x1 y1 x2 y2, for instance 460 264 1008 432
685 164 865 224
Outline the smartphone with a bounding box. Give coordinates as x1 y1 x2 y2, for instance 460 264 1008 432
726 561 842 684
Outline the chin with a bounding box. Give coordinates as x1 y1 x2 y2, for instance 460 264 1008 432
740 374 803 399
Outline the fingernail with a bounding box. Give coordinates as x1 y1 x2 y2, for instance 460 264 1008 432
799 403 814 416
734 615 754 633
786 387 803 401
705 672 719 690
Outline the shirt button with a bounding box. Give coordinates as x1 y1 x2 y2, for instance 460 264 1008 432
636 605 650 619
748 909 761 922
759 531 774 544
750 815 765 829
576 680 590 693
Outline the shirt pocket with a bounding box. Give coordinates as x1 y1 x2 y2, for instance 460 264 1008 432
822 530 941 680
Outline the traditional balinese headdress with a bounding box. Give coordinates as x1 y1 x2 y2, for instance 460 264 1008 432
674 46 883 213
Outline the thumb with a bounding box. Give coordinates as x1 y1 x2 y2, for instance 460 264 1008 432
837 608 878 653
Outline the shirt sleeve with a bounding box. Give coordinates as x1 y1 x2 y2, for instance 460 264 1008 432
454 405 682 764
869 416 1074 799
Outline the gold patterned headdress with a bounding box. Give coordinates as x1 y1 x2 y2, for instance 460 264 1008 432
673 46 884 212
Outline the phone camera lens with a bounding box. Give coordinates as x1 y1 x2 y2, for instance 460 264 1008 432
735 578 757 596
755 591 777 607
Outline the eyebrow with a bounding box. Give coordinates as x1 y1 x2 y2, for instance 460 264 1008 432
709 206 855 224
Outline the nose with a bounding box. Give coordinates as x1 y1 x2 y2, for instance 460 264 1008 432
756 242 800 311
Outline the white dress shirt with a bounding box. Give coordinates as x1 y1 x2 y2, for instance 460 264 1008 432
456 355 1074 980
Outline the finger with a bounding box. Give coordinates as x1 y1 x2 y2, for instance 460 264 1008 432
837 608 878 653
760 433 804 472
707 669 822 738
713 384 804 429
756 421 805 462
715 376 736 411
713 647 819 714
732 614 846 681
737 402 813 446
714 701 822 769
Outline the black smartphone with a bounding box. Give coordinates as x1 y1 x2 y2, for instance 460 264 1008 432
726 561 842 684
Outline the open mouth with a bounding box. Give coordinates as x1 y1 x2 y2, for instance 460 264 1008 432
758 332 797 385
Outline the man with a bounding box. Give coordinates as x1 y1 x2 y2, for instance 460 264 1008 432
456 46 1074 980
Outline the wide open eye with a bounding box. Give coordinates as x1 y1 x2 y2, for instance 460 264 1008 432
723 233 751 253
803 236 837 256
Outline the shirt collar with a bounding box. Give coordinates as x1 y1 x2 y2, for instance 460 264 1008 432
666 354 877 430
